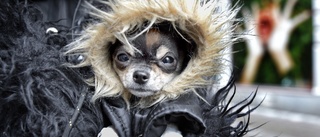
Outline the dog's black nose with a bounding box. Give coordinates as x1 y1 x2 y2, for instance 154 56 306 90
133 70 150 84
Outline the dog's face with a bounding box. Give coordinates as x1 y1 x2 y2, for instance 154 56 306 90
111 27 189 97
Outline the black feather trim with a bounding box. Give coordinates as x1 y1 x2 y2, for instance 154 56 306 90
201 74 262 137
0 1 103 136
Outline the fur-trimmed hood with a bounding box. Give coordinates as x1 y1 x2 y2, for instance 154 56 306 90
66 0 238 104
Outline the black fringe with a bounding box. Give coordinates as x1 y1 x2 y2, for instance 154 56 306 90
202 74 261 137
0 1 103 136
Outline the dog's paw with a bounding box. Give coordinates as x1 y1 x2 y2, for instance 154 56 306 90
161 124 183 137
98 127 119 137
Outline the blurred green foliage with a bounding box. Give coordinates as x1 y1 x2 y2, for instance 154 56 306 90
232 0 312 87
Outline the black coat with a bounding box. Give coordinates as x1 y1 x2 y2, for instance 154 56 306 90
101 93 205 137
0 1 259 137
99 80 258 137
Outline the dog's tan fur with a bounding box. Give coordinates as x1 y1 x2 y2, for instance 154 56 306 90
146 29 160 49
65 0 238 106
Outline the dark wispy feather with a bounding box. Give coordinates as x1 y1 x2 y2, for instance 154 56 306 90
0 1 103 136
201 74 261 137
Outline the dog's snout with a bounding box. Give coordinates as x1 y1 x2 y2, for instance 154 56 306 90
133 70 150 84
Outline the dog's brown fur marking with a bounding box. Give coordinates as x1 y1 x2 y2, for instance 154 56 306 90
146 28 160 49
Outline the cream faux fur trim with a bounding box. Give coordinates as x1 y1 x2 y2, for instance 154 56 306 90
66 0 238 106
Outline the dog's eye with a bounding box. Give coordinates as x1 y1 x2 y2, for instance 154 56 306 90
162 56 174 64
117 53 129 62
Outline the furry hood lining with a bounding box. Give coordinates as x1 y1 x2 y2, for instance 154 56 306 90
66 0 238 104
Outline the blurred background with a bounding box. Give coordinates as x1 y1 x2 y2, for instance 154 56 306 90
29 0 319 136
234 0 313 89
230 0 320 136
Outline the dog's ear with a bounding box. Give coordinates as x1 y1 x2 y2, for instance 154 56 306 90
109 40 122 60
172 29 197 72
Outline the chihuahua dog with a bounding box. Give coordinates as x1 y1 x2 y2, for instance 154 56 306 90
100 24 192 137
111 25 191 100
66 0 249 136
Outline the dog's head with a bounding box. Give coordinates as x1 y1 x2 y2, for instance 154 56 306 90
111 25 192 97
66 0 235 105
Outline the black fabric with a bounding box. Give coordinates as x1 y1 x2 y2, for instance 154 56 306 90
100 75 258 137
101 97 131 137
101 93 206 137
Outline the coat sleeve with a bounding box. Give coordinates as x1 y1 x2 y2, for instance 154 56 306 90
100 98 131 137
135 93 207 137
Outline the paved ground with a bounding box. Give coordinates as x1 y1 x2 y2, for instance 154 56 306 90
233 84 320 137
245 107 320 137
